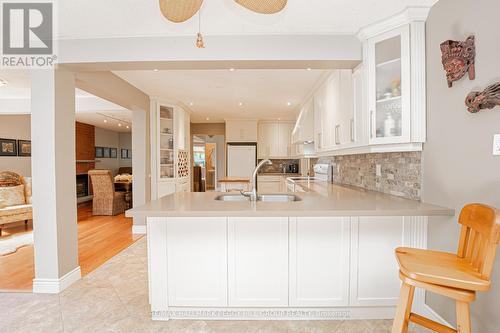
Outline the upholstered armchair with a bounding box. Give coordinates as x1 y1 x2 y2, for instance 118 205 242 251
0 172 33 236
88 170 128 216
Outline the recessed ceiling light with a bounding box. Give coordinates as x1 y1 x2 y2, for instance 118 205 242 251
229 68 235 72
126 125 130 129
287 102 292 106
189 102 194 106
103 119 108 123
118 123 122 127
238 102 243 107
306 68 312 71
153 69 159 72
278 118 281 121
206 117 210 121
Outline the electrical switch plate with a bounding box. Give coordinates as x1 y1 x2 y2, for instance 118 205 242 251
493 134 500 155
376 164 382 176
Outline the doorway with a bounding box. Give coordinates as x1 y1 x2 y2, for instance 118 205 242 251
192 135 225 192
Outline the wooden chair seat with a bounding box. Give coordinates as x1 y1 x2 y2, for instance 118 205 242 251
396 247 490 291
392 204 500 333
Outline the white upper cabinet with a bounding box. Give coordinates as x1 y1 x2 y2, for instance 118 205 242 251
351 64 367 147
277 122 292 157
291 98 314 145
359 8 428 146
226 120 258 142
313 83 327 152
294 9 428 156
258 121 293 159
367 26 410 144
337 70 354 146
313 69 354 153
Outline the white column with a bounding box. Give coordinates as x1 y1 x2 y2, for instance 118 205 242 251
31 69 80 293
131 106 150 234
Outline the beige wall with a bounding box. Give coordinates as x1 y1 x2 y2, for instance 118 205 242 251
423 0 500 331
95 127 120 174
119 132 132 168
0 114 31 176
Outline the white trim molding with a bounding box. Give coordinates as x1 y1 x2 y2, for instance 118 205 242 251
33 266 81 294
357 6 431 41
132 224 147 234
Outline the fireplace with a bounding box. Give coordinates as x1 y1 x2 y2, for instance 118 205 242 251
76 174 89 198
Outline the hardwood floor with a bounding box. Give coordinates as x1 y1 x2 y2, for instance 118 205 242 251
0 203 142 292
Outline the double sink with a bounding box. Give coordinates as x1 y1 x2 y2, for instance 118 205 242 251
214 193 301 202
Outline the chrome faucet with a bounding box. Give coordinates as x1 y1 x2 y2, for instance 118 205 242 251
241 159 273 201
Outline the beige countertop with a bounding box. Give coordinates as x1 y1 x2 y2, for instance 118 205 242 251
126 183 454 218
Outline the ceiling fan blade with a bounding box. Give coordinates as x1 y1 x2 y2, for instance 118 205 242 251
159 0 203 23
234 0 287 14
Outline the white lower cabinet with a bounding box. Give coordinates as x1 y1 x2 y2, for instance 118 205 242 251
157 181 176 198
289 217 350 307
160 215 415 312
166 217 228 307
349 216 404 306
228 217 289 307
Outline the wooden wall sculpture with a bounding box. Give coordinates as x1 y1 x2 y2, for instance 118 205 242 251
440 35 476 87
465 83 500 113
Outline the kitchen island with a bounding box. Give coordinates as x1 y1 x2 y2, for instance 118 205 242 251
127 184 453 321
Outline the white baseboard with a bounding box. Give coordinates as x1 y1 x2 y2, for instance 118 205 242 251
132 224 147 234
422 304 453 328
33 266 81 294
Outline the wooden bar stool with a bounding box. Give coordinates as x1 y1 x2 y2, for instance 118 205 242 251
392 203 500 333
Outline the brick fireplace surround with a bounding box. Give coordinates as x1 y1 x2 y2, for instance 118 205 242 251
76 122 95 200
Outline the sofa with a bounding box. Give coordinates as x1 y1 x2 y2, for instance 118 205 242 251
0 172 32 236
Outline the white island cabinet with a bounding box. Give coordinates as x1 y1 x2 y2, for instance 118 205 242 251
130 188 453 321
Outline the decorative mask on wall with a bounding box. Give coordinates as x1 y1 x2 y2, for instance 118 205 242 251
440 35 476 87
465 83 500 113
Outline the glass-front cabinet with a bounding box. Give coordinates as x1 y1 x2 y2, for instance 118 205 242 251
368 25 410 144
159 106 175 179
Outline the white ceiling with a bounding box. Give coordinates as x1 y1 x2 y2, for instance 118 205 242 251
114 69 327 122
57 0 437 39
0 70 132 132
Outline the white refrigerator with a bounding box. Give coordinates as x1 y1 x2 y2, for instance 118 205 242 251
227 144 257 178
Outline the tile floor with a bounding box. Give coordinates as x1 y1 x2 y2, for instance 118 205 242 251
0 238 432 333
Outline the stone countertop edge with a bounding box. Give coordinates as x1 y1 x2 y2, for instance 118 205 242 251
126 185 455 219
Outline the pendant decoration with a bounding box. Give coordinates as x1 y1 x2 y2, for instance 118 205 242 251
465 83 500 113
440 35 476 87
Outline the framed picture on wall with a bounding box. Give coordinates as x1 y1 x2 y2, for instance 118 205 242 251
17 140 31 157
110 148 117 158
121 149 128 159
103 147 110 158
0 138 17 156
95 147 104 158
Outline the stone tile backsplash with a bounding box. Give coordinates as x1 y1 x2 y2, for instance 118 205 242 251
258 159 300 174
315 152 421 200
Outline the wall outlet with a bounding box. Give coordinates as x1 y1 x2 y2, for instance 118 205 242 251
493 134 500 156
376 164 382 177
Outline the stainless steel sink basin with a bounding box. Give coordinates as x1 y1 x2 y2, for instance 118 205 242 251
214 194 301 202
258 194 302 202
214 194 250 202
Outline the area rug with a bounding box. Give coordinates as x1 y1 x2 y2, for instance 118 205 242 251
0 232 33 256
